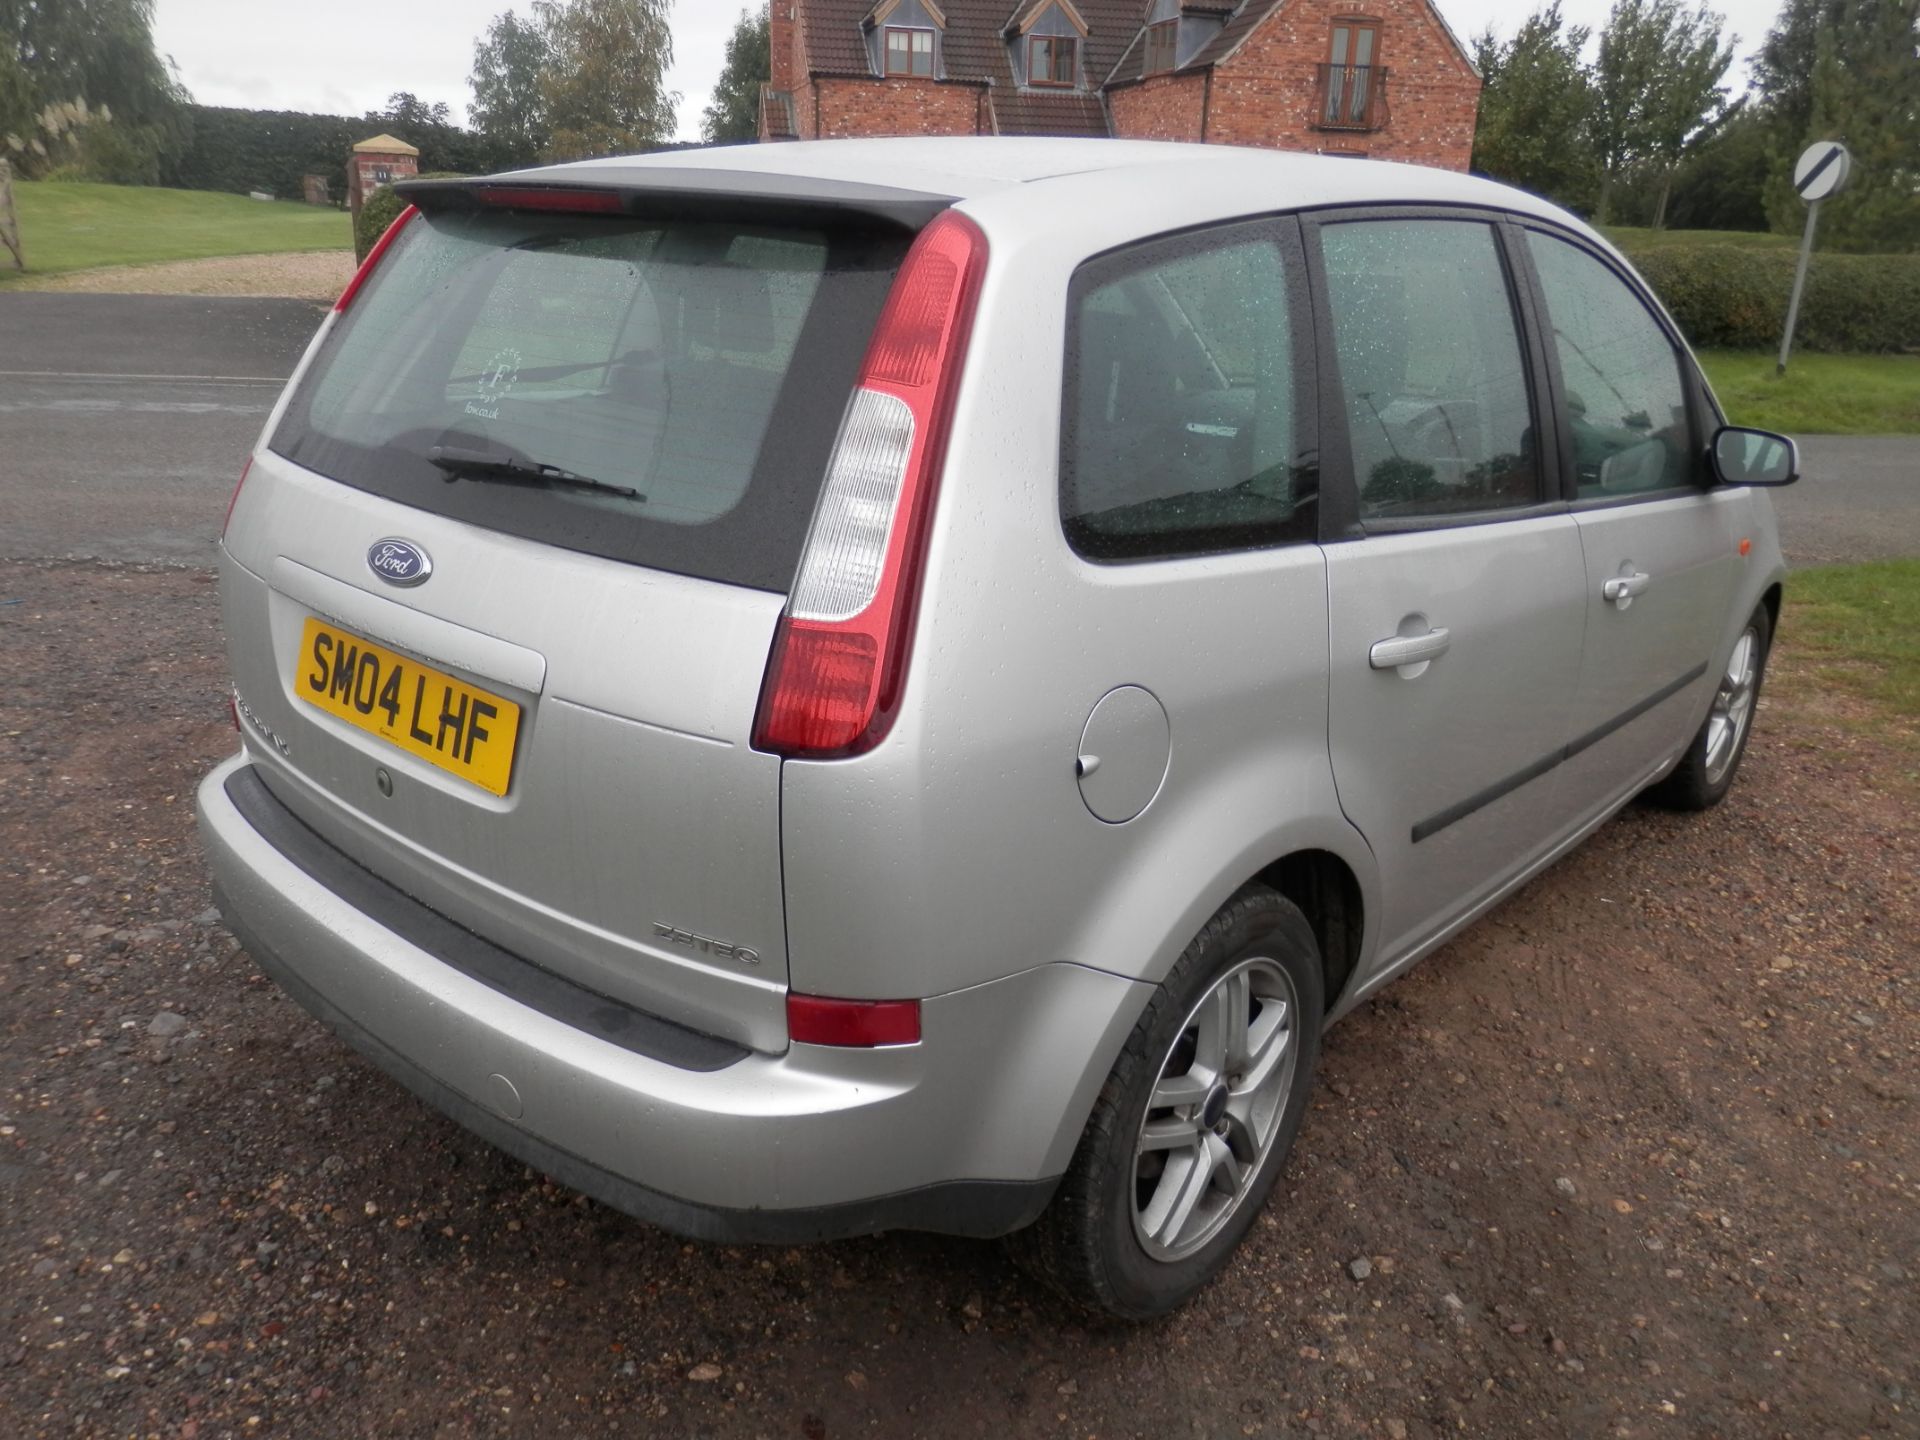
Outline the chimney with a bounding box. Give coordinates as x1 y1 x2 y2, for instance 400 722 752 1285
770 0 796 94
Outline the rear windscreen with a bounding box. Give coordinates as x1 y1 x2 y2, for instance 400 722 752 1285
271 208 909 591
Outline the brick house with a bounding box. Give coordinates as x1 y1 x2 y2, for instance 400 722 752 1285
761 0 1480 170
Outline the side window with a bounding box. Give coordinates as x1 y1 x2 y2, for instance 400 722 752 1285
1061 226 1309 562
1525 231 1697 499
1320 219 1540 522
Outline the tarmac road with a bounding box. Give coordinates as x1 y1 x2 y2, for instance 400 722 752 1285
0 295 324 566
2 293 1914 570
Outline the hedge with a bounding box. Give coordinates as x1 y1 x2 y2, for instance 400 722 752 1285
1622 244 1920 354
353 186 408 264
164 105 525 203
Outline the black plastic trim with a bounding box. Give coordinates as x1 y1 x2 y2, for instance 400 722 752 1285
1411 662 1708 843
222 765 749 1073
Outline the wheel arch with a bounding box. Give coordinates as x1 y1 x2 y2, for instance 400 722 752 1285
1761 580 1783 633
1251 848 1366 1015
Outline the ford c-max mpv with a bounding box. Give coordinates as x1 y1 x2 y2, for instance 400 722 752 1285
198 138 1798 1318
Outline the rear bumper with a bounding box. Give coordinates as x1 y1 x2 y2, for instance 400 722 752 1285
197 753 1149 1241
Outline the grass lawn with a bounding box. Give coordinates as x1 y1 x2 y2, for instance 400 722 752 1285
1697 351 1920 436
0 181 351 282
1602 225 1796 251
1785 560 1920 731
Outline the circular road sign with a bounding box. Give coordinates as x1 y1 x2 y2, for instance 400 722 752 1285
1793 141 1852 203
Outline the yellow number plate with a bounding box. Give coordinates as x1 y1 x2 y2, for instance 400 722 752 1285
294 616 522 797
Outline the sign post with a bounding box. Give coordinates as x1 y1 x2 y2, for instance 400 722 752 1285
0 160 23 273
1777 140 1852 376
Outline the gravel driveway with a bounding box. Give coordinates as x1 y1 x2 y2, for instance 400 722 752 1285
0 558 1913 1439
9 251 353 302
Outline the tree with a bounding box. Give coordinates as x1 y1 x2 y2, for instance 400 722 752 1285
0 0 189 182
1639 4 1734 227
1662 101 1772 230
370 91 451 132
1470 4 1600 212
538 0 677 160
1757 0 1920 251
1590 0 1734 226
703 8 769 144
470 9 551 162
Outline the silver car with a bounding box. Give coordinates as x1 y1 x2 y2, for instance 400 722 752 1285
197 138 1798 1318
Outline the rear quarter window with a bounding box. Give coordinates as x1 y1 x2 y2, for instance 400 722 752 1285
1060 221 1315 562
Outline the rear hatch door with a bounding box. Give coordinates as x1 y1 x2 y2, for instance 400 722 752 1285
223 185 917 1050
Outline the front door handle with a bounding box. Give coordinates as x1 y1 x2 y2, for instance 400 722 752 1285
1603 570 1652 608
1369 627 1451 671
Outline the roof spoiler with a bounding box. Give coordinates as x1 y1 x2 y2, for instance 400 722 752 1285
395 167 955 233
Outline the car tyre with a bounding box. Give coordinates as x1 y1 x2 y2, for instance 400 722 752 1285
1644 601 1773 812
1013 885 1323 1320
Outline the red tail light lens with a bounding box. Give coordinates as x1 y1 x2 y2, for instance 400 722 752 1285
222 456 252 536
787 993 922 1047
334 203 419 313
751 210 989 758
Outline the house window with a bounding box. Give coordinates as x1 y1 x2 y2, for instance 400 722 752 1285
885 26 935 77
1322 21 1380 127
1144 20 1179 74
1029 34 1078 87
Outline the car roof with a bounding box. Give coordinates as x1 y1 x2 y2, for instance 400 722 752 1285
532 138 1588 233
493 139 1612 264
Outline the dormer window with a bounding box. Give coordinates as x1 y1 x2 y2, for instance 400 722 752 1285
1029 34 1078 86
885 26 935 75
1144 20 1179 74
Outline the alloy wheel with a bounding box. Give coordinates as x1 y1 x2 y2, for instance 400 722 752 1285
1131 957 1299 1263
1704 626 1760 786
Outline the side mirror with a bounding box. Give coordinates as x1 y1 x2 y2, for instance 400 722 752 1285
1710 426 1799 487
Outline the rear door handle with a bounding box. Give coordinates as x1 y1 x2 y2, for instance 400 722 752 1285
1369 627 1451 671
1603 571 1652 607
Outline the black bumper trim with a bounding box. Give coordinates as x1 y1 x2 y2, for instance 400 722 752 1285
223 764 748 1073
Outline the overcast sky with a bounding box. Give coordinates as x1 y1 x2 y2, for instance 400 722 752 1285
152 0 1785 145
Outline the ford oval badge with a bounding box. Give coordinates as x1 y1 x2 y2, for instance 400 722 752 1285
367 538 432 587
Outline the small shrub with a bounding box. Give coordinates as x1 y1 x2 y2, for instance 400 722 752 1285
1622 243 1920 354
353 184 406 263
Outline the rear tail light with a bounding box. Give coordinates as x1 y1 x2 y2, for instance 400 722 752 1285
334 203 419 313
751 210 989 759
787 993 922 1047
222 456 252 537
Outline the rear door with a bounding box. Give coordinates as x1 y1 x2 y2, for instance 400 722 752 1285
222 195 910 1050
1514 226 1747 820
1310 212 1588 969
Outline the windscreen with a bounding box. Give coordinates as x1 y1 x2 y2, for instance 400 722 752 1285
271 207 910 591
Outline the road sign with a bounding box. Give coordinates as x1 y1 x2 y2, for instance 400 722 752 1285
1793 140 1852 204
1778 142 1854 374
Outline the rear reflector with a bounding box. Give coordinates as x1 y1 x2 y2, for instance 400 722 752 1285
222 456 252 536
470 186 625 214
334 204 418 313
787 993 922 1048
752 210 989 758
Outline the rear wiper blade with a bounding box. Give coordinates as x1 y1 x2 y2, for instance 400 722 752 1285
428 445 644 500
